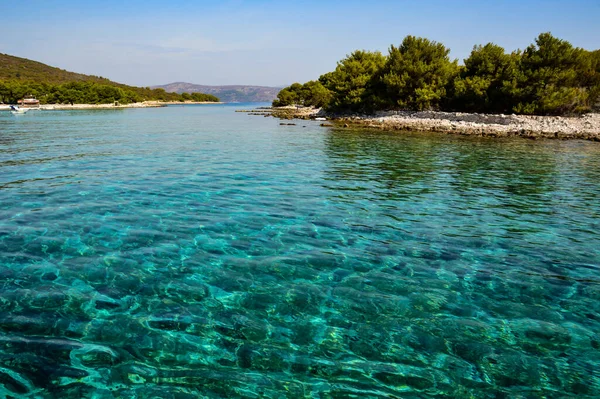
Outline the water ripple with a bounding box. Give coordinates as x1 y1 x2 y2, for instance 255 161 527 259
0 106 599 397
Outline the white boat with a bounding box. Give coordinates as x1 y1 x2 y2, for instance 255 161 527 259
10 105 29 115
18 95 40 109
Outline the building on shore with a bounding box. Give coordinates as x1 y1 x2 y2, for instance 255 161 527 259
17 95 40 108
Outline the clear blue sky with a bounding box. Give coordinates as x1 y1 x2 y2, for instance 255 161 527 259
1 0 599 87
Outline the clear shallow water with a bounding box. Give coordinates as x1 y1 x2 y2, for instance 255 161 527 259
0 104 599 398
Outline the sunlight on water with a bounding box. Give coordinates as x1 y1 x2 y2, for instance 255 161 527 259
0 105 599 398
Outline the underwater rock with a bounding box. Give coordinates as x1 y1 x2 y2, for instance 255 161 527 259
0 368 31 395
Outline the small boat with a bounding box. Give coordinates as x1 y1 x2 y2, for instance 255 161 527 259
10 105 29 115
18 95 40 109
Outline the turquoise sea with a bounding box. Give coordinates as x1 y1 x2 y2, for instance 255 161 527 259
0 104 599 398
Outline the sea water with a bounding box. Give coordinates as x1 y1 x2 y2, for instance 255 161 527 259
0 104 599 398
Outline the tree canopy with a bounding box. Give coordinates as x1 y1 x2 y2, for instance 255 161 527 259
272 81 331 108
376 36 458 111
318 50 386 112
0 53 220 104
513 33 592 115
449 43 520 113
273 33 600 116
0 80 220 105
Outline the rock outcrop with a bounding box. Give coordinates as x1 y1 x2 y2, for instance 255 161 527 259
346 111 600 140
262 106 600 141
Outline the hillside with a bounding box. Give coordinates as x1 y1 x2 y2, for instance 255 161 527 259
0 53 219 104
0 53 118 85
152 82 282 103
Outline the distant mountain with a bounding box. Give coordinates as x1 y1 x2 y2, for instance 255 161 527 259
152 82 282 103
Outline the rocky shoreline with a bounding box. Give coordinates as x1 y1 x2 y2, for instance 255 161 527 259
342 110 600 141
0 101 222 111
251 106 600 141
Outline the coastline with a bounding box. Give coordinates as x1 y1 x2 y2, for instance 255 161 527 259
149 101 224 105
264 107 600 141
0 101 223 111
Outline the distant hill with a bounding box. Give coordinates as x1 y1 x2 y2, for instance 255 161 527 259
0 53 219 103
0 53 129 86
152 82 282 103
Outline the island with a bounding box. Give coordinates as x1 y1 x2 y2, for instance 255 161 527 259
267 33 600 140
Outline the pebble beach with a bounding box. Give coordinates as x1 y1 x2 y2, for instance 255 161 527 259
268 106 600 141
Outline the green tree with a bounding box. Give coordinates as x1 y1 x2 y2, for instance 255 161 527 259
377 36 458 111
318 50 386 112
514 32 589 115
0 82 8 103
191 92 220 102
300 80 332 108
451 43 520 113
578 49 600 111
273 81 332 108
0 79 220 105
272 83 302 107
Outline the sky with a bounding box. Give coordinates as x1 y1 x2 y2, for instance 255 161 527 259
1 0 599 88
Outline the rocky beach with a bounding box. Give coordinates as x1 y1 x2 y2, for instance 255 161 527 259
258 106 600 141
341 110 600 140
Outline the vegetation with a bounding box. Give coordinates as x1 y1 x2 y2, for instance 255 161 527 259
448 43 520 114
377 36 458 111
273 33 600 116
319 50 386 112
272 81 331 108
0 53 219 104
512 33 593 115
